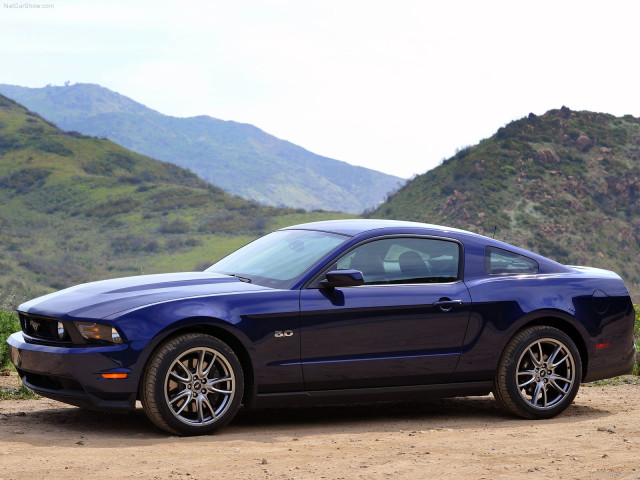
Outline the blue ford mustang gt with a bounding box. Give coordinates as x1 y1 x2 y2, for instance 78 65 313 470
7 220 636 435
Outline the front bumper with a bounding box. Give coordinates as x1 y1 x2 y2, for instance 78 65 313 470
7 331 138 410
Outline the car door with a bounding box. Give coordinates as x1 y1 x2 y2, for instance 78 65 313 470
299 236 472 390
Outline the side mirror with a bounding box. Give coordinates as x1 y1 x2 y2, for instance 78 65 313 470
319 269 364 288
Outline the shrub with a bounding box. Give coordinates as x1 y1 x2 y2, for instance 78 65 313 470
18 123 45 135
0 133 21 153
82 152 135 176
159 218 190 234
105 152 135 172
184 238 202 247
0 309 20 369
634 304 640 376
64 131 86 139
0 167 52 191
166 238 184 250
34 138 74 157
86 197 140 217
634 304 639 346
17 255 88 290
111 234 160 254
149 189 207 211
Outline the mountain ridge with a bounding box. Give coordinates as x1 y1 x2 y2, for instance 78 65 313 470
0 83 403 213
370 106 640 297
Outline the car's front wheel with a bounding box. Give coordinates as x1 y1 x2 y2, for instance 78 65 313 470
141 333 244 435
494 326 582 419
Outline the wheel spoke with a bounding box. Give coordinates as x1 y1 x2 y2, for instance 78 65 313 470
206 376 233 394
195 395 204 424
201 394 216 420
551 352 569 369
171 361 192 383
169 388 191 405
526 346 543 368
548 372 572 383
170 370 191 383
175 397 194 416
548 374 572 392
201 353 217 378
196 350 207 378
195 393 215 424
531 382 543 407
547 344 562 365
169 389 193 416
517 370 536 388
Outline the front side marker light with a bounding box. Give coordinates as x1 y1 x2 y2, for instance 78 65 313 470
101 373 128 379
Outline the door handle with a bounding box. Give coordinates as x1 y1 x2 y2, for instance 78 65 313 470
433 299 463 312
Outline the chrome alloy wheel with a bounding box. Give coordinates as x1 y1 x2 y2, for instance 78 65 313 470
164 347 236 427
516 337 576 410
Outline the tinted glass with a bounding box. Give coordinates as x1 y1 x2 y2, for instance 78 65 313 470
336 237 460 284
208 229 347 288
485 247 538 274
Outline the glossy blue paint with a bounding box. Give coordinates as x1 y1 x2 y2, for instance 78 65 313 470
6 219 636 420
299 282 472 389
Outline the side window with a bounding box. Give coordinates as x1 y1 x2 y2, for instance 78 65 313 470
485 247 538 274
338 241 387 284
336 237 460 285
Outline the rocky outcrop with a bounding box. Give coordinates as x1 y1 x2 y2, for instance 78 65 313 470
534 149 560 164
576 135 593 152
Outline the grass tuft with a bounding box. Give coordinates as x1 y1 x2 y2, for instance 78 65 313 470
0 384 39 400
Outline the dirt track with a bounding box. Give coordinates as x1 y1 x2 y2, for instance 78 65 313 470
1 371 640 480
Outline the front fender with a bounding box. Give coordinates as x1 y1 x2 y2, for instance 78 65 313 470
111 290 303 396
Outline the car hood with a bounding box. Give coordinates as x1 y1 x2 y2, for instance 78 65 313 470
18 272 271 320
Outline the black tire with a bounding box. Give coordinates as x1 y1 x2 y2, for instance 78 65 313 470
140 333 244 435
493 326 582 419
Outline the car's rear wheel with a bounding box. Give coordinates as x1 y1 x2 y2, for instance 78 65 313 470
141 333 243 435
493 326 581 419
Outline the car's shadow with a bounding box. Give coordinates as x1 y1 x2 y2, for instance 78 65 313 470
1 394 612 444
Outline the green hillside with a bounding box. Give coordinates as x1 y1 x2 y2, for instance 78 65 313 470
370 106 640 297
0 83 403 213
0 94 352 306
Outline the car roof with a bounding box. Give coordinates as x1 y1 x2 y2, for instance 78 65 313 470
281 218 479 238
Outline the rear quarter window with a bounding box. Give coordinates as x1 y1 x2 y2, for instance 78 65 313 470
485 246 538 275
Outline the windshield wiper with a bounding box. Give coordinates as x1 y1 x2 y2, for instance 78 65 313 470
227 273 252 283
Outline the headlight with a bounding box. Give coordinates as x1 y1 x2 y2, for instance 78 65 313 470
75 322 123 345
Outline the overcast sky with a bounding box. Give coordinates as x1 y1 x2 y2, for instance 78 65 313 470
2 0 639 178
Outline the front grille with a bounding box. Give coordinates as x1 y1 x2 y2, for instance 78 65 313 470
19 313 72 344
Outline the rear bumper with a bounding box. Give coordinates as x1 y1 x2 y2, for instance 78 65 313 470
583 343 636 383
8 331 138 410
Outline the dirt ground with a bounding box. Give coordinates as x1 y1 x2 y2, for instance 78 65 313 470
1 372 640 480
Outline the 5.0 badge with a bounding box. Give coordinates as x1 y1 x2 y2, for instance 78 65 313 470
274 330 294 338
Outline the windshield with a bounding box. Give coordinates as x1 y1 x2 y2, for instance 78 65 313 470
206 229 348 288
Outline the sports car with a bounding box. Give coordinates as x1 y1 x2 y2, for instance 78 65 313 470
7 219 636 435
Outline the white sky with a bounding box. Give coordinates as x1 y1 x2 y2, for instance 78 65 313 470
1 0 640 178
